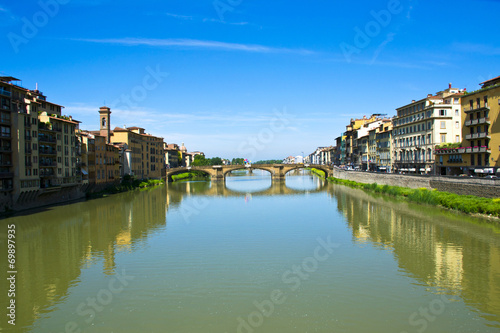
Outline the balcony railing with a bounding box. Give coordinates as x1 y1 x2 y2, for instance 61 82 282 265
38 136 56 143
0 88 12 97
39 148 57 155
464 104 490 113
39 161 57 167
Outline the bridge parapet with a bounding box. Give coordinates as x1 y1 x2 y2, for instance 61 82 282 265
164 164 333 182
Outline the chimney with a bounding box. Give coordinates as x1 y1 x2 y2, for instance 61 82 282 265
449 83 452 89
412 100 415 103
427 94 432 98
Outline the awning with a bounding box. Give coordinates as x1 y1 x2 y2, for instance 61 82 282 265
419 168 425 171
81 169 88 175
426 168 432 172
400 168 408 171
484 168 494 174
379 167 387 170
409 168 416 172
475 169 484 173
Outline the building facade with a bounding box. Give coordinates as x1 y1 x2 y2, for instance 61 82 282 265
393 84 463 174
452 76 500 176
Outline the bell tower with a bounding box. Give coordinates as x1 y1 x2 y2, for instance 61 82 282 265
99 106 111 143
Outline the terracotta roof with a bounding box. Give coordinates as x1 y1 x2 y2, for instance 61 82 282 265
480 75 500 86
49 116 80 124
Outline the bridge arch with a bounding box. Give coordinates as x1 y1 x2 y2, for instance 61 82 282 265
224 166 274 178
165 167 213 182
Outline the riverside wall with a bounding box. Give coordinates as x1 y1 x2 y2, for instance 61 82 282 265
4 182 117 214
331 169 500 198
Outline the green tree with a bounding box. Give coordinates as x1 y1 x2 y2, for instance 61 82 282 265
192 155 209 166
231 158 245 165
209 157 223 165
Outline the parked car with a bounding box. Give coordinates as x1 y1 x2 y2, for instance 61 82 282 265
485 175 498 179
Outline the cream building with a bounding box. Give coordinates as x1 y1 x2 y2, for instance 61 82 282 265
393 84 463 174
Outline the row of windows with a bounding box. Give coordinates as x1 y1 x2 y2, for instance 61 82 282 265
20 180 40 188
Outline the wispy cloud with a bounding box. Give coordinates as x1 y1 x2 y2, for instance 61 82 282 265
73 37 315 55
452 42 500 56
164 12 193 20
202 18 249 26
0 5 18 27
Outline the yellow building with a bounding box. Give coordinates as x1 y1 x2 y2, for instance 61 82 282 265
459 76 500 175
375 120 393 172
95 107 164 179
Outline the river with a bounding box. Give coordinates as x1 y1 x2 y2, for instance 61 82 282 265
1 170 499 333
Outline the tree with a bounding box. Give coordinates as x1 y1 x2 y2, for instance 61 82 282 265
231 158 245 165
209 157 223 165
192 155 209 166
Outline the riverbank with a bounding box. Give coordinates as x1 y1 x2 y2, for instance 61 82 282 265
327 176 500 218
86 178 164 199
171 171 210 182
310 168 326 178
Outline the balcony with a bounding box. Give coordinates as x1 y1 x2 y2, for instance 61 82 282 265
39 161 57 167
464 119 478 126
472 147 480 153
0 160 12 166
465 147 472 153
39 148 57 155
0 88 11 97
465 117 491 126
434 148 461 155
0 117 10 125
466 132 491 140
0 132 11 138
464 104 490 114
38 136 56 143
0 172 13 179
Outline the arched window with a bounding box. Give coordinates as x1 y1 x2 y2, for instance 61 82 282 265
102 117 106 128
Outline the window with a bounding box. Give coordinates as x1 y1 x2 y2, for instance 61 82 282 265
441 134 446 143
440 121 446 129
439 110 447 116
455 121 459 129
455 109 459 116
456 135 460 143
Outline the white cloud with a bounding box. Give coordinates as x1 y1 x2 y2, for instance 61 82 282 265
72 37 315 55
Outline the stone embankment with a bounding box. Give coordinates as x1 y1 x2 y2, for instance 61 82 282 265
331 169 500 198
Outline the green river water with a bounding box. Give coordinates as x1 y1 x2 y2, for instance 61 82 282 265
1 170 499 333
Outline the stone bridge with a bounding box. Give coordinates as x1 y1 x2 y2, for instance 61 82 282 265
164 164 333 182
166 180 328 198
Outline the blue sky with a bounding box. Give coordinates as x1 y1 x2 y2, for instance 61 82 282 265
1 0 499 160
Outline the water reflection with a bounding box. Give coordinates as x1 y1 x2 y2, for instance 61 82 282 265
0 176 499 331
0 187 167 331
328 184 500 326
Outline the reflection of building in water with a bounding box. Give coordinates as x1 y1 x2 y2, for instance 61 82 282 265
329 184 500 325
434 243 463 290
0 185 167 330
